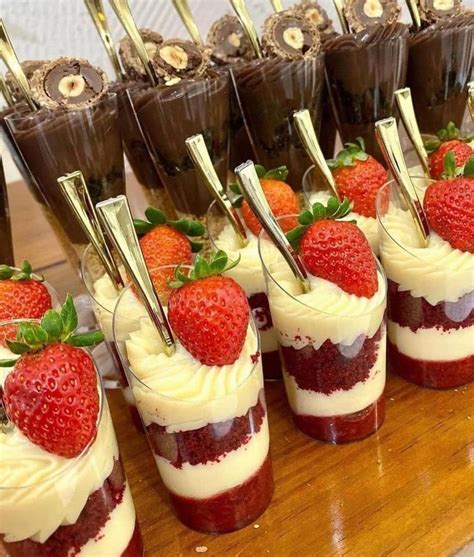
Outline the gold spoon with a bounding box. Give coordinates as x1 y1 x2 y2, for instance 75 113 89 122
230 0 263 58
171 0 203 46
405 0 422 31
0 72 14 107
468 81 474 121
332 0 350 34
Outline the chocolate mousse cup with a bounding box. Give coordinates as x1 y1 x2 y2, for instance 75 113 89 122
377 180 474 389
324 24 409 163
232 56 325 189
0 330 143 557
407 15 474 134
259 230 387 443
113 279 273 533
129 73 230 219
5 94 125 258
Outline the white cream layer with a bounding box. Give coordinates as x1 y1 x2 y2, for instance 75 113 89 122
91 273 122 341
379 207 474 305
388 321 474 361
283 329 386 417
155 418 269 499
308 191 379 255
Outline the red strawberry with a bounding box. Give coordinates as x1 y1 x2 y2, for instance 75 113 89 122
0 324 17 347
0 261 52 320
328 137 387 218
237 165 299 235
168 252 250 366
426 122 474 180
423 155 474 254
288 198 378 298
0 295 104 458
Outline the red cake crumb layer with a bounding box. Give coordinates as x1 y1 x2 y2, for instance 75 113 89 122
1 460 143 557
293 394 385 444
388 341 474 389
169 453 274 533
147 394 266 467
248 292 274 332
281 326 383 394
388 280 474 332
262 349 282 381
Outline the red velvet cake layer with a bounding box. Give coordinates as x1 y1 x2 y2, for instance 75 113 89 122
147 395 266 467
261 349 282 381
293 394 385 443
1 460 143 557
388 341 474 389
248 292 274 333
169 453 274 534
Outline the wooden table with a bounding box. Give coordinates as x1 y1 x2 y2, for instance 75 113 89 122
6 177 474 557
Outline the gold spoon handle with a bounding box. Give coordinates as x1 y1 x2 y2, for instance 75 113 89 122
230 0 263 58
108 0 159 86
0 156 14 266
57 171 124 292
96 195 175 356
84 0 127 82
171 0 203 46
332 0 350 34
270 0 283 11
395 87 430 177
375 117 429 247
468 81 474 122
186 134 248 247
0 20 38 110
293 109 340 201
0 72 14 106
405 0 422 31
235 161 310 293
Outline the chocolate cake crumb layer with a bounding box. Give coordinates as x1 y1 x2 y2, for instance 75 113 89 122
207 15 253 65
153 39 209 81
344 0 401 32
118 28 164 81
262 11 321 59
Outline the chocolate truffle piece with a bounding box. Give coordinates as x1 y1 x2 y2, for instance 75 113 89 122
344 0 401 32
262 10 321 59
207 15 253 65
152 39 209 81
419 0 463 23
118 29 164 81
30 57 108 110
5 60 48 102
297 1 333 32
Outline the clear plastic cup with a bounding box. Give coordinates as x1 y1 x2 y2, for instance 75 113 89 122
258 227 387 443
113 272 274 533
376 179 474 389
0 320 143 556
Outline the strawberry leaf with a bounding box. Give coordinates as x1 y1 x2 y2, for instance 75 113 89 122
68 331 104 347
19 322 48 347
170 251 240 288
210 250 228 274
286 225 307 250
61 294 78 338
443 151 456 178
186 221 205 237
464 155 474 178
5 340 31 355
263 165 289 181
255 165 267 178
21 260 32 275
190 241 204 253
0 265 14 280
312 203 327 220
229 183 241 195
298 209 314 225
423 137 441 154
327 197 340 216
41 310 64 341
133 219 154 236
145 207 167 225
0 359 18 367
232 195 244 209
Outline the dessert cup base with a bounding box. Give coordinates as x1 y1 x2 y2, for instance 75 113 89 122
168 453 274 534
292 394 385 444
262 349 282 381
122 521 145 557
388 342 474 389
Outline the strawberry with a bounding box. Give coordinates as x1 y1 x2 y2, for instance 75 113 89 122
287 198 378 298
0 260 52 320
1 295 104 458
232 165 299 235
168 251 250 366
425 122 474 180
327 137 387 218
423 154 474 254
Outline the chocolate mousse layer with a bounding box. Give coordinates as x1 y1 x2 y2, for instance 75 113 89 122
325 23 409 162
407 14 474 134
130 73 230 217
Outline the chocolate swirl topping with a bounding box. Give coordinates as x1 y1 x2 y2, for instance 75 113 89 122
344 0 401 32
418 0 464 24
410 12 473 44
30 57 108 110
325 22 409 49
152 39 210 82
207 15 253 65
262 10 321 59
118 29 164 81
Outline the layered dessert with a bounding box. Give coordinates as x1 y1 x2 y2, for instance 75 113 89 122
129 39 229 218
324 21 409 162
232 9 325 188
378 171 474 388
260 198 387 443
0 301 142 556
5 57 125 251
113 253 273 532
0 158 13 265
407 9 474 134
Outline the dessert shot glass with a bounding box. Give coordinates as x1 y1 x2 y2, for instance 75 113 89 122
113 274 274 534
377 179 474 389
0 322 143 557
5 94 125 265
129 73 230 220
232 56 325 189
207 200 282 380
258 228 387 443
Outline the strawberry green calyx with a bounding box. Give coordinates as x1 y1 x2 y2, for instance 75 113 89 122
327 137 368 169
229 164 289 208
442 153 474 179
0 260 43 282
0 294 104 366
425 122 474 154
133 207 205 253
169 250 240 289
286 197 353 249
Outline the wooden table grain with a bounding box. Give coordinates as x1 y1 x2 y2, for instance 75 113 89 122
6 177 474 557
